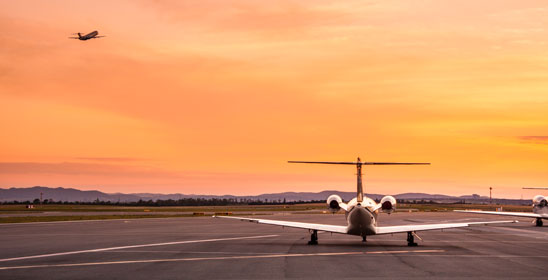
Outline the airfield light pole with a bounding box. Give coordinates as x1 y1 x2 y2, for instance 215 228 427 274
489 187 492 204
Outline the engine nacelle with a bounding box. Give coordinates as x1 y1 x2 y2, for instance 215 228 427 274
380 195 397 214
533 195 547 207
326 194 343 213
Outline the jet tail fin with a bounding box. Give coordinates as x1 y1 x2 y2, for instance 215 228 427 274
288 158 430 204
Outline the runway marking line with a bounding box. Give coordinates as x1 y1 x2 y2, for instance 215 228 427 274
366 250 444 254
487 226 548 238
0 234 279 263
0 216 196 226
0 250 445 270
110 250 292 255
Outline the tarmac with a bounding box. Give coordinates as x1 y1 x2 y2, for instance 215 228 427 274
0 212 547 279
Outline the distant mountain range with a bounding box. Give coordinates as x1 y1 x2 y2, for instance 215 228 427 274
0 186 502 203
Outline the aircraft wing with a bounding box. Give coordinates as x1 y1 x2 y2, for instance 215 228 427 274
454 210 546 219
375 220 517 235
214 215 348 234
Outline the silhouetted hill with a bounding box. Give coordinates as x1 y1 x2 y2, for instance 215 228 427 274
0 186 141 202
130 190 379 202
0 186 523 204
394 193 453 199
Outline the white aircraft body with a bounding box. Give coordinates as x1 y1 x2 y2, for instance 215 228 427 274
455 187 548 226
215 158 516 246
68 30 105 40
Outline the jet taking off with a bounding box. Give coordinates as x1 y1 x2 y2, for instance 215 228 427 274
215 158 516 246
68 30 105 40
455 187 548 226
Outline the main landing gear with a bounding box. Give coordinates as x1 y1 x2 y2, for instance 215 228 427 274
535 218 543 227
407 231 418 247
308 230 318 245
362 236 367 243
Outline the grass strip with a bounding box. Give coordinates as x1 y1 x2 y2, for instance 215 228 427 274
0 214 196 224
0 205 325 213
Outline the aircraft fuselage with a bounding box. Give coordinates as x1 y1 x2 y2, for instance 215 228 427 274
78 31 99 40
345 197 378 236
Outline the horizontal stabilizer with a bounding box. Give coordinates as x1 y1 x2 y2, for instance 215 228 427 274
288 161 430 165
289 158 430 204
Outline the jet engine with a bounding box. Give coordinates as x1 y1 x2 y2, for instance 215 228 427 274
326 194 343 213
380 195 397 214
533 195 547 207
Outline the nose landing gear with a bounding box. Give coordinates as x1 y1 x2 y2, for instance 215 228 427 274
535 218 543 227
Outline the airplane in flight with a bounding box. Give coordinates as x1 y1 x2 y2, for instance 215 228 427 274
455 187 548 226
68 30 105 40
215 158 516 246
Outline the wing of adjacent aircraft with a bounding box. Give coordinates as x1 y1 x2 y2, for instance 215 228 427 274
375 220 517 234
215 215 516 235
214 215 348 234
454 210 547 219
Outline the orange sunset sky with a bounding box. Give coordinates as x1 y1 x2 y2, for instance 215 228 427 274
1 1 547 198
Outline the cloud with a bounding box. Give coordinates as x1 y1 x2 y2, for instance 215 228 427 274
0 161 336 181
0 161 349 195
140 0 355 32
75 157 146 162
0 162 172 177
518 136 548 144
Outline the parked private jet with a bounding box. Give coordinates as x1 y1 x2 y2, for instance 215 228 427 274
68 30 105 40
455 187 548 226
215 158 516 246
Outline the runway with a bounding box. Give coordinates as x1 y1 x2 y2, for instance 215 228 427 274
0 212 547 279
